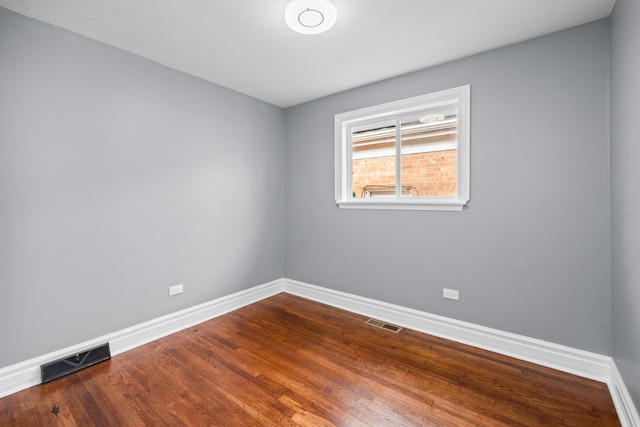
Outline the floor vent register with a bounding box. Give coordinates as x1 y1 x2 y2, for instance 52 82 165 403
41 343 111 383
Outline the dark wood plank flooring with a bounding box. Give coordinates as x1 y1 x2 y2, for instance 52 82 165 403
0 293 620 426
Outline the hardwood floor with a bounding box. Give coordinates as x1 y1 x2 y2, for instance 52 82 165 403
0 293 620 426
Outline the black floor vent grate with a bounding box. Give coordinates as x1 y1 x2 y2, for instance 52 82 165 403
41 343 111 383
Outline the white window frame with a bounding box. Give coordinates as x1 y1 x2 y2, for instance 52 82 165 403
335 85 470 211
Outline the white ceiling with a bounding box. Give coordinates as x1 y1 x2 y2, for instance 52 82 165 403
0 0 616 108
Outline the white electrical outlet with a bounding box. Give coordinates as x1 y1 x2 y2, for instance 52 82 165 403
443 288 459 300
169 284 184 296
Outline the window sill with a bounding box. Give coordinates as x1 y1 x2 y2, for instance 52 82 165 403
336 199 467 211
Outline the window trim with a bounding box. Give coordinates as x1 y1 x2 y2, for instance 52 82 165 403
334 85 470 211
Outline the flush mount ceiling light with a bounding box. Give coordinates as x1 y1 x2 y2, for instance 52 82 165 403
285 0 337 35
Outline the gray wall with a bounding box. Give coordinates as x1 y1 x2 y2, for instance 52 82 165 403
1 3 628 394
0 8 285 368
611 0 640 408
285 20 612 354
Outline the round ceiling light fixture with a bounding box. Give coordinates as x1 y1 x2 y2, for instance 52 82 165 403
285 0 337 35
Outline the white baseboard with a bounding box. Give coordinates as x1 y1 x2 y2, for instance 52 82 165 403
610 362 640 427
0 279 283 399
1 277 637 426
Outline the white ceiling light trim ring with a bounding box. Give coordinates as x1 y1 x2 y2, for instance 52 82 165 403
285 0 337 35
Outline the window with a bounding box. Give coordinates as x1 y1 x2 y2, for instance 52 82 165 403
335 85 470 211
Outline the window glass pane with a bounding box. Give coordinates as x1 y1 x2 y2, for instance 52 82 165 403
351 120 397 199
400 108 457 198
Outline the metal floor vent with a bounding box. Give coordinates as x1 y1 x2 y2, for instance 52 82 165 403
365 319 403 333
41 343 111 383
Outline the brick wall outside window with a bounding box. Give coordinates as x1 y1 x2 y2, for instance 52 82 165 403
352 149 457 198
